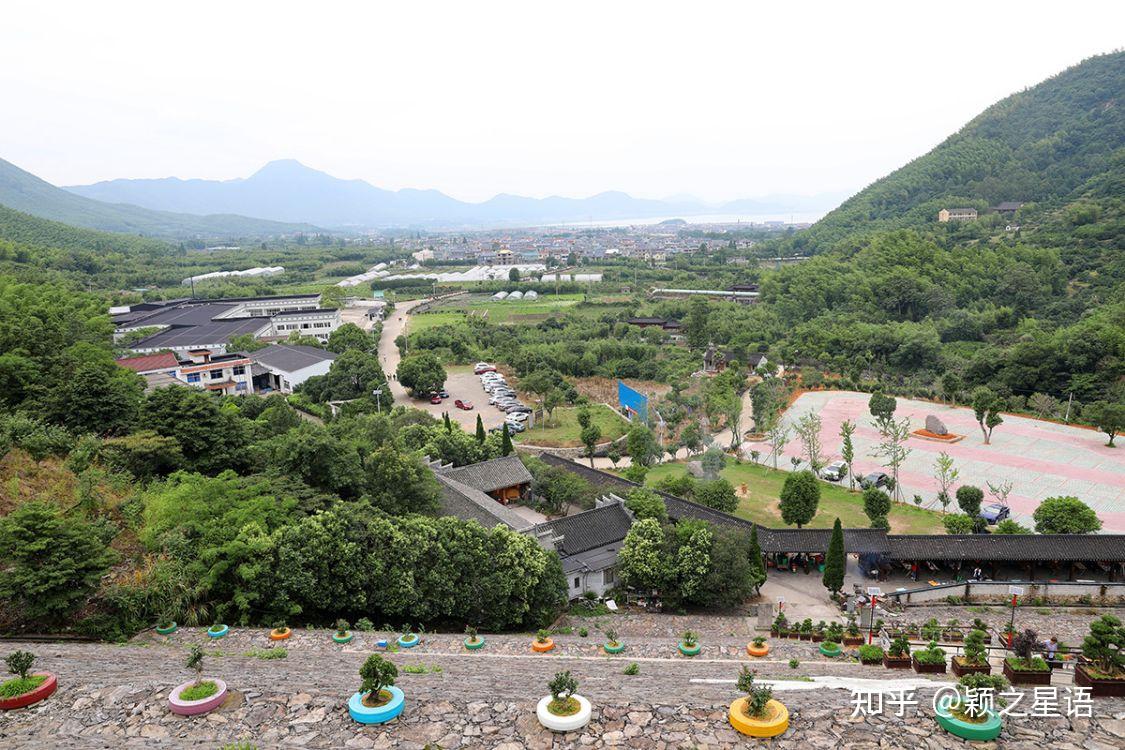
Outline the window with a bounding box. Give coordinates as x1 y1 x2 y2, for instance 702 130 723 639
235 382 246 391
232 365 245 376
209 369 223 380
186 372 201 383
573 577 580 589
603 567 615 585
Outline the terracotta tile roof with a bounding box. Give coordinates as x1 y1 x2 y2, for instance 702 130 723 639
115 352 180 373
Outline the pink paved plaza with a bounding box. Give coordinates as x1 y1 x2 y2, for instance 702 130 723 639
775 391 1125 532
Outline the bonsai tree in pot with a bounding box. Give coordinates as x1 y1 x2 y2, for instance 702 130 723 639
207 620 229 639
971 618 992 643
944 619 963 642
532 628 556 653
603 628 624 654
464 625 484 650
884 635 912 668
857 644 884 665
920 618 941 642
0 650 57 710
156 613 178 636
913 641 947 674
747 636 769 657
1003 629 1050 685
770 614 787 637
952 629 991 677
820 623 843 656
811 621 826 643
536 670 591 731
397 623 420 648
1075 614 1125 696
333 619 354 644
167 644 228 715
348 654 404 724
269 620 291 641
679 630 701 656
935 672 1008 741
843 616 863 646
798 619 813 641
728 667 788 738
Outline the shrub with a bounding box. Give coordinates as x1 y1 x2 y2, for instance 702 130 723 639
846 617 860 637
736 666 773 718
752 636 766 647
857 644 884 662
359 654 398 699
5 651 35 681
1080 615 1124 677
888 635 911 657
623 662 639 676
536 628 550 643
465 625 479 641
578 627 588 638
921 618 941 641
914 641 946 665
953 673 1010 720
963 629 988 664
180 681 219 701
336 619 350 636
355 618 375 632
788 658 799 669
547 671 579 715
185 644 204 683
681 630 698 647
604 628 619 646
244 648 287 660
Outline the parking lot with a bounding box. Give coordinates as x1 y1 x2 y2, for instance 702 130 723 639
776 390 1125 531
396 366 512 432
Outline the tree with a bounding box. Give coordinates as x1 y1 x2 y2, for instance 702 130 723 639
995 519 1032 534
1080 615 1125 677
327 323 376 354
626 423 661 467
45 360 143 437
822 518 845 595
508 267 520 282
694 478 738 513
443 412 453 433
765 419 790 470
942 514 975 534
840 419 856 491
580 422 602 468
1033 496 1102 534
319 284 348 309
141 386 249 474
618 518 668 592
940 373 963 405
955 485 984 517
779 471 820 528
680 422 703 455
500 423 513 456
747 525 767 594
868 391 897 429
475 414 486 444
359 654 398 699
396 352 445 397
933 452 959 514
262 423 365 498
543 389 565 426
364 446 441 515
971 387 1004 445
1027 392 1059 419
700 447 726 479
625 488 667 522
794 412 826 472
0 501 118 623
671 523 712 602
684 298 710 351
862 487 891 528
99 430 184 479
310 348 389 404
1084 401 1124 447
871 415 911 502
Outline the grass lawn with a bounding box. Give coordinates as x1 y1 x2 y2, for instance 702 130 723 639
407 311 466 333
517 404 629 448
643 461 946 534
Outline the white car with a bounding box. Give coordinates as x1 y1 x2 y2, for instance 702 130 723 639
474 362 496 374
507 411 529 423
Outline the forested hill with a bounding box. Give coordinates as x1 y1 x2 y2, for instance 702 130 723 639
0 157 320 239
786 51 1125 253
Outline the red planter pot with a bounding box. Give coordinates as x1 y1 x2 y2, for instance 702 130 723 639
0 672 57 710
912 657 946 674
883 656 912 669
1074 665 1125 697
843 636 864 646
1003 661 1051 686
951 658 991 677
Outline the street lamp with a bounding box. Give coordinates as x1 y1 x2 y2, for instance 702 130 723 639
372 388 383 412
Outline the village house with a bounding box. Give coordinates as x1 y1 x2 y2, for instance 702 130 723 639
937 207 978 222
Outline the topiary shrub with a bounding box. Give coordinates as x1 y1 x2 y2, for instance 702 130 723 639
359 654 398 706
736 666 773 718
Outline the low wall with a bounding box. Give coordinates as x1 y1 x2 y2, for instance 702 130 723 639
516 434 628 461
884 579 1125 606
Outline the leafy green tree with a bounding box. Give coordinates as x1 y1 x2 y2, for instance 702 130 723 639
617 518 668 593
1084 401 1124 447
500 423 513 456
1033 496 1101 534
98 430 184 479
396 352 445 397
839 419 856 490
327 323 376 354
626 423 661 467
868 391 897 428
862 487 892 527
624 488 667 522
364 446 441 515
475 414 486 444
955 485 984 517
942 514 975 534
971 387 1004 445
822 518 845 595
1080 615 1125 677
259 423 365 498
141 387 249 474
746 525 767 594
779 470 820 528
679 422 703 455
359 654 398 698
310 349 388 403
508 267 520 282
994 518 1032 534
0 502 118 623
684 298 710 351
693 478 738 513
793 412 826 472
671 523 712 602
227 333 268 353
45 358 144 437
654 473 696 499
580 422 602 468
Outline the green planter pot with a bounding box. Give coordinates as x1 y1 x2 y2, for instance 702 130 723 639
464 636 485 650
935 696 1002 741
604 642 625 654
819 643 842 657
333 631 354 644
679 642 701 656
155 622 177 635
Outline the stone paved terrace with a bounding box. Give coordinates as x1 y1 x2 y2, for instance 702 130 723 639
2 611 1124 748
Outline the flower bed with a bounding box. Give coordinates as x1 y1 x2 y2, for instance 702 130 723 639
463 636 485 651
207 624 229 639
397 633 420 649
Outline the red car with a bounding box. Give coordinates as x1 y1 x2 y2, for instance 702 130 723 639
455 399 474 410
429 394 443 404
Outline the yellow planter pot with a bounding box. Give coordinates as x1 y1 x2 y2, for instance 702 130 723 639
729 698 789 738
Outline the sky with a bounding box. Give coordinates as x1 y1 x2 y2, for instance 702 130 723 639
1 1 1122 204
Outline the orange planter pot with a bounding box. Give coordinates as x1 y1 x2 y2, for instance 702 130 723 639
531 638 555 653
269 628 291 641
747 643 769 657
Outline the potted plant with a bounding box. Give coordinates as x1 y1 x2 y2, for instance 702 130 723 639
798 619 813 641
678 630 701 656
971 618 992 643
819 637 842 657
728 666 788 738
811 621 826 643
269 621 291 641
857 644 884 665
883 635 912 669
532 628 555 653
944 619 963 642
331 619 354 644
843 617 864 646
0 651 57 711
207 621 229 639
536 670 591 732
463 625 485 651
156 615 177 636
912 641 947 674
603 628 624 654
935 673 1007 741
920 618 941 642
770 614 787 638
952 629 991 677
1074 615 1125 697
747 636 769 657
397 623 420 649
168 645 228 716
826 622 844 643
1002 629 1050 685
348 654 404 724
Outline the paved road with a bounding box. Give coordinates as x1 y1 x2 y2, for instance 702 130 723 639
377 298 426 407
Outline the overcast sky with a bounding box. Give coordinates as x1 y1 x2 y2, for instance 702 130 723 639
2 1 1122 203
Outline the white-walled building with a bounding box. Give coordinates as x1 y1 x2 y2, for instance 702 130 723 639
248 344 338 393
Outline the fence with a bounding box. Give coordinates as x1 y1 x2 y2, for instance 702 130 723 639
883 579 1125 606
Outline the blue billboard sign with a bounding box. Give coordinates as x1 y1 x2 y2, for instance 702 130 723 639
617 380 649 424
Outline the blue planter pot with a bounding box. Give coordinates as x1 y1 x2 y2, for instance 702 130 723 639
207 625 229 639
935 696 1002 740
348 686 405 725
397 633 420 649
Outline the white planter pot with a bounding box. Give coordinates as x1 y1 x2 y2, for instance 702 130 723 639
536 694 591 732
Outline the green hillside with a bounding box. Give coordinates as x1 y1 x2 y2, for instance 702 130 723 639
0 157 320 239
787 51 1125 253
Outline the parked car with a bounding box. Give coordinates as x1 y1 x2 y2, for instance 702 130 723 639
500 403 526 413
858 471 891 490
439 389 450 399
474 362 496 374
429 394 443 404
504 420 525 433
819 460 848 481
454 399 474 410
979 503 1010 524
507 405 533 414
507 411 529 423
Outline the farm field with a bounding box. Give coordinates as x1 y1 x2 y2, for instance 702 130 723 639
643 460 947 534
429 292 587 323
517 404 629 448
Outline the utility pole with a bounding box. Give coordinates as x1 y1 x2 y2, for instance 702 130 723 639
1064 392 1074 423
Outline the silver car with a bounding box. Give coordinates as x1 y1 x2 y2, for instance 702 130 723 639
819 460 848 481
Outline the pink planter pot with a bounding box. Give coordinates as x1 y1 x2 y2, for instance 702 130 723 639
168 678 228 716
